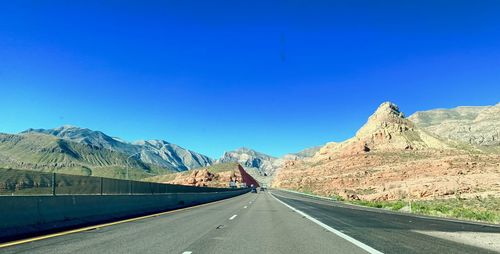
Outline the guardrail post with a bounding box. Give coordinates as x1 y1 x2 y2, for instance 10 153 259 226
100 177 103 195
129 180 132 195
51 173 56 196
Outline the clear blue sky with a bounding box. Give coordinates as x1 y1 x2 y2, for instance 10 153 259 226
1 1 499 158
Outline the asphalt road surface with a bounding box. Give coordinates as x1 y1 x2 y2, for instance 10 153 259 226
2 190 499 254
272 189 500 254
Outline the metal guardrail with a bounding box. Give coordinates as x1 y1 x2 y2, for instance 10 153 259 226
0 168 240 196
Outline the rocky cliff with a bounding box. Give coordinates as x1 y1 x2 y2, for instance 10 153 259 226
273 102 500 202
146 162 259 188
316 102 450 158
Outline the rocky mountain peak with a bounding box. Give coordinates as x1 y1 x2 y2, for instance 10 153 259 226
235 147 252 152
219 147 277 176
135 139 171 148
232 147 260 155
56 125 82 130
22 125 121 150
315 102 449 156
355 101 412 139
373 101 404 118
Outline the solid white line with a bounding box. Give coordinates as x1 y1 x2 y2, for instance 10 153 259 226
244 206 248 209
182 251 192 254
271 193 384 254
275 188 500 229
229 215 238 220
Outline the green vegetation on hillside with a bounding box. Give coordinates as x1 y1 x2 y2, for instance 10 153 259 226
0 133 174 180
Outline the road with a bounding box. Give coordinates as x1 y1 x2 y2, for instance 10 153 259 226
1 190 499 254
273 190 500 254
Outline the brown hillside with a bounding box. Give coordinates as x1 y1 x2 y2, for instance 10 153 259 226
273 102 500 201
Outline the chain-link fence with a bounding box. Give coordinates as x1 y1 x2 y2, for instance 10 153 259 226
0 168 238 196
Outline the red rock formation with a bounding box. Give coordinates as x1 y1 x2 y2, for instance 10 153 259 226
162 163 260 188
238 164 260 187
272 102 500 201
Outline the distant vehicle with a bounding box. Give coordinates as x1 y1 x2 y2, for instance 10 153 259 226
260 187 265 191
228 181 237 188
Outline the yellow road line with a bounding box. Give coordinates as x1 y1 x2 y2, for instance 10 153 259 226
0 196 239 249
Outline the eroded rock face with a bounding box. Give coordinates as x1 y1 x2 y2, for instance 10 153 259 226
273 151 500 201
315 102 449 160
168 167 242 188
353 102 450 152
409 103 500 147
272 101 500 202
163 163 260 188
355 102 408 138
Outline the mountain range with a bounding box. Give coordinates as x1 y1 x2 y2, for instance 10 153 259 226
0 126 214 179
22 126 214 171
0 125 316 181
273 101 500 202
1 101 498 186
0 132 157 179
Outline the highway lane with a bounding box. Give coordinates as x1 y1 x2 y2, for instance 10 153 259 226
0 192 369 254
272 189 500 254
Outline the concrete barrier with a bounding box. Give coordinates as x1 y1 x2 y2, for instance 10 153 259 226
0 189 249 241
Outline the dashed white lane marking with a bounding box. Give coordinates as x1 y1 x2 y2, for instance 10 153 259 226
182 251 192 254
229 215 238 220
244 206 248 209
271 193 384 254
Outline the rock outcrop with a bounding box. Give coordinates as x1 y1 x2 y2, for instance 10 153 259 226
273 102 500 202
148 162 259 188
315 102 449 159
